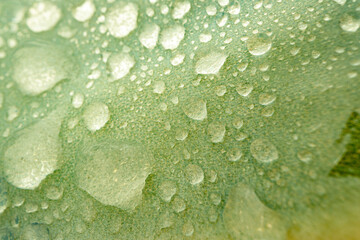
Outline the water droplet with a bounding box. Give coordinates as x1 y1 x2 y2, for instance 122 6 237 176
340 14 359 32
207 122 226 143
182 222 194 236
227 148 242 162
12 46 75 96
259 93 276 105
6 106 19 122
153 81 166 94
224 183 286 240
171 196 186 213
209 192 221 205
106 2 138 38
82 102 110 132
72 93 84 109
333 0 346 5
160 25 185 50
215 85 227 96
72 0 96 22
172 1 191 19
25 202 38 213
250 138 279 163
232 118 244 129
235 132 248 141
175 128 188 141
139 23 160 49
206 5 217 16
297 150 312 163
76 141 152 211
26 1 62 32
228 1 241 15
170 53 185 66
182 97 207 121
247 33 272 56
107 52 135 82
45 186 63 200
195 51 227 75
158 181 177 202
185 164 204 185
236 83 253 97
3 110 63 189
207 170 217 183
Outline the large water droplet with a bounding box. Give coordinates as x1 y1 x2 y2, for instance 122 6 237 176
107 52 135 82
207 122 226 143
160 25 185 50
340 14 359 32
76 140 152 211
12 46 75 96
82 102 110 132
72 0 96 22
250 138 279 163
26 1 62 32
246 33 272 56
139 23 160 49
195 52 227 75
224 183 286 239
106 2 138 38
185 164 204 185
3 109 63 190
158 180 177 202
182 97 207 121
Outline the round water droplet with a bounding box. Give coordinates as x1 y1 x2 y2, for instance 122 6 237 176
207 122 226 143
171 196 186 213
83 102 110 132
247 33 272 56
227 148 242 162
45 186 63 200
153 81 166 94
297 150 312 163
76 140 153 211
185 164 204 185
175 128 188 141
340 14 359 32
160 25 185 50
107 52 135 82
12 46 75 96
182 222 194 236
195 51 227 75
106 2 138 38
250 138 279 163
236 83 253 97
72 0 96 22
182 97 207 121
259 93 276 105
215 85 227 96
172 1 191 19
72 93 84 109
158 181 177 202
3 110 63 190
139 23 160 49
26 1 62 32
209 192 221 205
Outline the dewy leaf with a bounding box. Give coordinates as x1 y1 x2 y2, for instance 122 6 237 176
0 0 359 239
